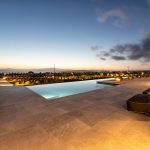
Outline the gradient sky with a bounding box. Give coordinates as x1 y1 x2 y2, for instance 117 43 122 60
0 0 150 70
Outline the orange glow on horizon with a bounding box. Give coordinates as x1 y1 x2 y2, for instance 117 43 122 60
0 61 149 71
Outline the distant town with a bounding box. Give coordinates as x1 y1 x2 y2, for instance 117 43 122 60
0 70 149 86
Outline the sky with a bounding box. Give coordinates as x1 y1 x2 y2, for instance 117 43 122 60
0 0 150 71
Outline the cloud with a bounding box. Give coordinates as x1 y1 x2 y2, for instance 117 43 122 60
90 45 103 51
100 57 106 60
91 46 99 51
111 55 126 60
96 54 106 60
97 8 129 27
99 34 150 62
139 29 150 37
103 52 110 56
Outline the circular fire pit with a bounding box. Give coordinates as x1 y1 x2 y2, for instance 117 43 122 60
127 94 150 116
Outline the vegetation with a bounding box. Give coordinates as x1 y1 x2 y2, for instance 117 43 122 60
0 71 149 86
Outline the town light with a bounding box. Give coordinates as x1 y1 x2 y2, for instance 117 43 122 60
115 76 123 82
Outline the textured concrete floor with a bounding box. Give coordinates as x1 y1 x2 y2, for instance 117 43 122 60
0 79 13 86
0 78 150 150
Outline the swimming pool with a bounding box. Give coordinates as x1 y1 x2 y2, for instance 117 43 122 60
27 78 114 100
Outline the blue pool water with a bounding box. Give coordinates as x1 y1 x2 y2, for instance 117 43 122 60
27 78 114 100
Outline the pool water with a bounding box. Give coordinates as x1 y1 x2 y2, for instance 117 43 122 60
27 78 114 100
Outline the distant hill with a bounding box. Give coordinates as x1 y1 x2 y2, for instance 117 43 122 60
0 68 68 73
0 68 106 73
0 68 149 73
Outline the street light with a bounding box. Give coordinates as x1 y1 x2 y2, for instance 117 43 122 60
54 64 55 80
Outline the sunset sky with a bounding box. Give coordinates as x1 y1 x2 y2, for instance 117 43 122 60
0 0 150 71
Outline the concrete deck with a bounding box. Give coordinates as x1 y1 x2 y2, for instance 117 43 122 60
0 79 13 86
0 78 150 150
